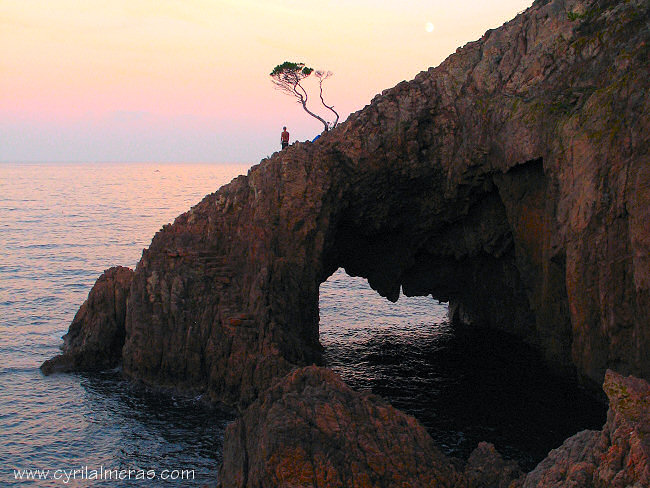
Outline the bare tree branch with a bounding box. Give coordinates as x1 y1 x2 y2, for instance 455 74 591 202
315 70 339 129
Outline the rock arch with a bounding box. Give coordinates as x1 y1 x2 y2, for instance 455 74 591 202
44 0 650 408
120 136 560 406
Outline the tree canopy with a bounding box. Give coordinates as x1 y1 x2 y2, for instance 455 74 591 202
270 61 339 133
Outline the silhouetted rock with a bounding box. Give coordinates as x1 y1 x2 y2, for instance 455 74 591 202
521 370 650 487
41 266 133 375
218 366 463 487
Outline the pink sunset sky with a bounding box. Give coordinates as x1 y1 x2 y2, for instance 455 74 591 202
1 0 532 163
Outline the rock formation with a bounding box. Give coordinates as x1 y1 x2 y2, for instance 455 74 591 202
218 366 464 488
44 0 649 402
46 0 649 404
464 442 524 488
41 266 133 374
42 0 650 485
219 368 648 487
520 370 649 487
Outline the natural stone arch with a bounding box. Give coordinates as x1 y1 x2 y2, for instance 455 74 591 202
97 117 559 408
43 0 650 409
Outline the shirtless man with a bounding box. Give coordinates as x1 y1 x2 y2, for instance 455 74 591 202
281 127 290 149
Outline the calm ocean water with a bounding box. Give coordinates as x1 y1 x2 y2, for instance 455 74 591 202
0 162 605 486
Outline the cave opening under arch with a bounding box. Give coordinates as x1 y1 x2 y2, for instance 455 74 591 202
318 268 607 471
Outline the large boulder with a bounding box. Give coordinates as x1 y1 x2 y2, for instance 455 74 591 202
218 366 464 487
41 266 133 374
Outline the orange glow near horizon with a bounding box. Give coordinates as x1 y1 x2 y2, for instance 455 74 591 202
1 0 533 161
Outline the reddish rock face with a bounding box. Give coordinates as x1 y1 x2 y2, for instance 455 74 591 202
46 0 649 406
218 366 464 488
218 368 649 488
40 1 650 484
521 370 650 487
41 266 133 375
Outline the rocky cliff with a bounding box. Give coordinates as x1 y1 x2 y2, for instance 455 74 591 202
44 0 647 436
41 266 133 374
44 0 649 401
41 0 650 485
218 368 649 487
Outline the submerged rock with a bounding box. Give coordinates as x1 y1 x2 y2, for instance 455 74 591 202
41 266 133 375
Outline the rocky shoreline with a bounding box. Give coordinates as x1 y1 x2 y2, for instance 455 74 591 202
218 368 648 487
42 0 649 485
41 266 133 375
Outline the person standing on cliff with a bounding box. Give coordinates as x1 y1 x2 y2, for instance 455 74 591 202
281 126 290 149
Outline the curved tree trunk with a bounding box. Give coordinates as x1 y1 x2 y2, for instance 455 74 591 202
300 99 329 132
294 82 329 132
319 82 339 129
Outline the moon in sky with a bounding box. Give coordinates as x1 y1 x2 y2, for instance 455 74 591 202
425 22 435 33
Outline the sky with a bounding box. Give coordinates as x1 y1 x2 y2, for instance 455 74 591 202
1 0 533 163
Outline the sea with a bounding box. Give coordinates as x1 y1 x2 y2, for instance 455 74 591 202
0 162 606 486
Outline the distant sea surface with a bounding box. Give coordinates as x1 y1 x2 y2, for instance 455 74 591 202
0 162 605 486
